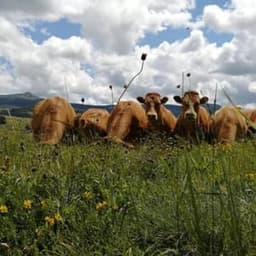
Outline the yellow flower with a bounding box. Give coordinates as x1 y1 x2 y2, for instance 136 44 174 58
83 191 93 200
54 212 62 222
96 201 107 210
23 199 32 209
220 143 233 152
45 216 55 226
246 173 256 178
0 204 8 213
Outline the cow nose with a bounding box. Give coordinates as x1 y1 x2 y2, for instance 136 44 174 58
185 112 196 120
148 113 158 120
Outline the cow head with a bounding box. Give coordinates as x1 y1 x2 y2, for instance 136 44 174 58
137 92 168 121
174 91 208 120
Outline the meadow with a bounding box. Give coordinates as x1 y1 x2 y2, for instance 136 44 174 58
0 116 256 256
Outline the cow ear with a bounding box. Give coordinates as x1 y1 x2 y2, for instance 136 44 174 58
173 96 182 104
161 96 169 104
200 96 209 104
137 96 145 103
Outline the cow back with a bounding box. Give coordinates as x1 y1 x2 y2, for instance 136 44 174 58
211 106 247 143
76 108 110 137
107 101 148 147
31 96 76 144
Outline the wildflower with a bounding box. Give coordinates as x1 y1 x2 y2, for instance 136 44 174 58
23 199 32 209
54 212 62 222
245 173 256 183
0 205 8 213
96 201 107 210
83 191 93 200
219 143 233 152
246 173 256 179
45 216 55 226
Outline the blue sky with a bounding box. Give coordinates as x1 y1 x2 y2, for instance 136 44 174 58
25 0 232 47
0 0 256 107
24 18 81 44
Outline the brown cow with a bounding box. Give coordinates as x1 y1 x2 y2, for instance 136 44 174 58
75 108 110 137
210 106 248 143
173 90 210 142
137 92 176 133
243 109 256 123
31 96 76 144
106 101 149 148
242 108 256 135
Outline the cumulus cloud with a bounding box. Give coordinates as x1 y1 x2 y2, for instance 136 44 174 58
0 0 256 108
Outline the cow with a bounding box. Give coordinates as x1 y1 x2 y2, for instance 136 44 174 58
106 101 149 148
75 108 110 138
31 96 76 144
137 92 177 134
210 106 248 143
173 90 210 142
242 109 256 135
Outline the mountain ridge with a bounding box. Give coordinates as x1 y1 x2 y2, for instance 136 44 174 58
0 92 221 118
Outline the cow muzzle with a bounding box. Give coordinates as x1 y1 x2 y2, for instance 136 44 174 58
147 113 158 121
185 112 197 120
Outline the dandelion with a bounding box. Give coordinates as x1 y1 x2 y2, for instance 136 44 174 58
0 205 8 213
54 212 62 222
83 191 93 200
96 201 107 210
45 216 55 226
23 199 32 209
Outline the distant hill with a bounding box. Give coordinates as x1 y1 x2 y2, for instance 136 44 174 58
0 92 221 118
0 92 40 108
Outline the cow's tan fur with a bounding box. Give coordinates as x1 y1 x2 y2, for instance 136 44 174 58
211 106 248 143
173 91 210 141
31 96 76 144
137 92 176 133
106 101 149 148
76 108 110 136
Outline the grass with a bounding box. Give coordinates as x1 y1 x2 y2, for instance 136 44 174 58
0 116 256 255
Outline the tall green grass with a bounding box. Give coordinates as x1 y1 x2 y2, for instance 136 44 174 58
0 116 256 255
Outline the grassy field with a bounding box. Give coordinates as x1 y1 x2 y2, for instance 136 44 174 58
0 116 256 255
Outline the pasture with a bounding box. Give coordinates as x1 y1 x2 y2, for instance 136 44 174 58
0 116 256 255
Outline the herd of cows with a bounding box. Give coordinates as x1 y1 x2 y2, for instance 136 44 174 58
30 91 256 148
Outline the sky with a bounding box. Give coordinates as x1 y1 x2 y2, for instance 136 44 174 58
1 0 256 108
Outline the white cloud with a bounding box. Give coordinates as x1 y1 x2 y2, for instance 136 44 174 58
0 0 256 108
203 0 256 35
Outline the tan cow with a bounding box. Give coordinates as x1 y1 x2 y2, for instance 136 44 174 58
241 108 256 136
210 106 248 143
75 108 110 137
106 101 149 148
173 90 210 142
243 109 256 123
31 96 76 144
137 92 177 133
